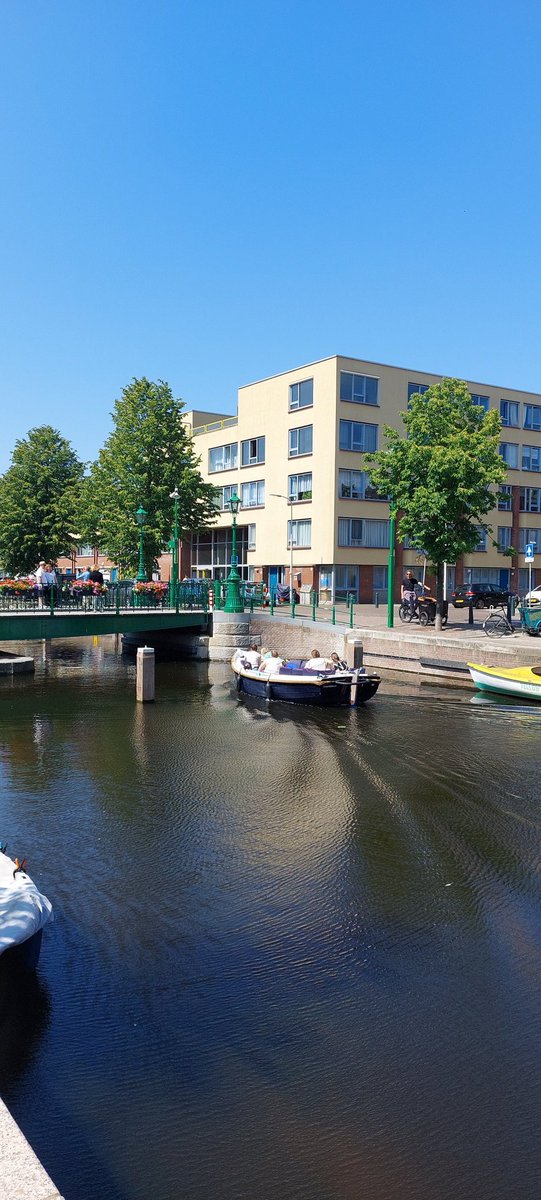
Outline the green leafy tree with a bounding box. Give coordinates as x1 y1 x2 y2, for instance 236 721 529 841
365 379 507 630
78 377 218 577
0 426 84 574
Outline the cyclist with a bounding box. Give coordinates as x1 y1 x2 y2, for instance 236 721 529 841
401 570 420 615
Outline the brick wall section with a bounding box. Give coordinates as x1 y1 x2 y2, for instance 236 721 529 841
249 615 348 661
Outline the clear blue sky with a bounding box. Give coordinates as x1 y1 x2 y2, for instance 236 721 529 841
1 0 540 471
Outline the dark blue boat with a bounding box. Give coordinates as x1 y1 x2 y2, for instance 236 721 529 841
232 658 380 706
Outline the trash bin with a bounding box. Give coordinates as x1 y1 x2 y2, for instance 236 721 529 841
299 584 312 606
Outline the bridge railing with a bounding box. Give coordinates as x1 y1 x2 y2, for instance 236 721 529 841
0 581 210 614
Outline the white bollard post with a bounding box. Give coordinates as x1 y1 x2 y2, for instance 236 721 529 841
136 645 155 703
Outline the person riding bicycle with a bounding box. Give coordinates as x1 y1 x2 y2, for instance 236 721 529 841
401 570 419 615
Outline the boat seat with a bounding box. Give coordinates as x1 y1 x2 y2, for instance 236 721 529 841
530 667 541 676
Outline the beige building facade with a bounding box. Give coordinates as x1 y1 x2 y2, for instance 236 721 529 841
184 355 541 602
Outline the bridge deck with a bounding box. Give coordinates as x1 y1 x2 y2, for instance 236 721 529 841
0 607 209 641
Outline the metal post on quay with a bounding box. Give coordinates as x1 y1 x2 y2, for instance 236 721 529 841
224 492 244 614
135 506 148 583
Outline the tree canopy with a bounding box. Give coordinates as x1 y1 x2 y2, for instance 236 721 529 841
0 426 84 574
365 379 507 626
77 377 218 576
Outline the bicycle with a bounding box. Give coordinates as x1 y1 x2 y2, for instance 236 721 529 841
483 606 514 637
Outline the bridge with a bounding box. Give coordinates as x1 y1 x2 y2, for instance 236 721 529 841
0 582 210 642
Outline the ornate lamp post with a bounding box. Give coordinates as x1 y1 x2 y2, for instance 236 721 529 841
169 487 180 588
135 506 148 582
223 491 244 613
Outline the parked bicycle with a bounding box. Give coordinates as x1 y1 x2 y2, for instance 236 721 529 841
483 606 515 637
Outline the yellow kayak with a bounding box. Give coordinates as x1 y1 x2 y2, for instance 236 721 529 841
468 662 541 700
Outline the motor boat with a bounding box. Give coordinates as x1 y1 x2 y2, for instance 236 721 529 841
0 848 52 971
468 661 541 701
232 657 381 706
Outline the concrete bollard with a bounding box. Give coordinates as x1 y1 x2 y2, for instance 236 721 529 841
136 645 155 702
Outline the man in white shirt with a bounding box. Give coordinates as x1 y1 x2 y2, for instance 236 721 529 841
243 643 261 669
304 649 331 671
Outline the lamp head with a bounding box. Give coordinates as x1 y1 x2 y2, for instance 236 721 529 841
228 491 241 516
135 506 147 527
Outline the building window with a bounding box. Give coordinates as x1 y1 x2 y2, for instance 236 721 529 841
77 544 93 557
241 436 265 466
520 487 541 513
500 399 520 427
470 394 490 412
247 524 256 551
335 565 359 600
519 528 541 552
338 469 383 500
288 425 313 457
288 472 312 501
338 517 389 548
407 383 430 403
522 445 541 472
340 372 379 406
287 518 311 548
289 379 313 410
498 485 512 511
215 484 238 511
498 526 512 552
209 442 238 473
473 526 487 551
339 421 378 453
500 442 519 469
524 404 541 431
240 480 265 508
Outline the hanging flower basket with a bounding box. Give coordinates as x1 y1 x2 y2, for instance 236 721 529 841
71 580 107 596
133 581 168 596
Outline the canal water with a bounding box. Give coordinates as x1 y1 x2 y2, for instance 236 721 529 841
0 638 539 1200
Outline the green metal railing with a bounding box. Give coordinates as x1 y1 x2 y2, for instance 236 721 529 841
0 580 210 615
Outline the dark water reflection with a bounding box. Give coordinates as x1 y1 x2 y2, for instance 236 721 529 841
0 638 540 1200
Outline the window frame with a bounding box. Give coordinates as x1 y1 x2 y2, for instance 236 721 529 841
499 442 519 469
208 442 238 473
500 399 520 428
240 479 265 509
240 436 265 468
288 471 313 502
339 371 379 406
287 517 312 548
288 379 313 411
339 420 378 453
288 424 313 458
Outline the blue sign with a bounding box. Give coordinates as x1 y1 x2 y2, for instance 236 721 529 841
525 542 535 562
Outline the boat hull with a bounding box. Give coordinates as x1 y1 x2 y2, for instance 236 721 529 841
233 662 380 706
468 662 541 700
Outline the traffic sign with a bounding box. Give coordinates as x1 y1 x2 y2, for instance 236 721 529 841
525 542 535 563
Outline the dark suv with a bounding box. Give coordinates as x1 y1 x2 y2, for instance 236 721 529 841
451 583 511 609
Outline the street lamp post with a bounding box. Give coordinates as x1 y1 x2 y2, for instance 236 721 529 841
271 493 295 601
135 506 148 582
387 504 396 628
169 487 180 588
223 492 244 613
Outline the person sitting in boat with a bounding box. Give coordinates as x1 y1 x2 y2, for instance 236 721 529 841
244 642 261 669
304 649 332 672
329 652 348 670
259 649 283 673
259 645 272 659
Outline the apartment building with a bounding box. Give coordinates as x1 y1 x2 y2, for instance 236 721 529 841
184 356 541 602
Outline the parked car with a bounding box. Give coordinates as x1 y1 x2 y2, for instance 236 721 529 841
520 585 541 606
451 583 513 609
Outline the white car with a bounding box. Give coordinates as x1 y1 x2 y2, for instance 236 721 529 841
521 586 541 606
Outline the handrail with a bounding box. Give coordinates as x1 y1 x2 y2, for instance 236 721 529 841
192 416 238 436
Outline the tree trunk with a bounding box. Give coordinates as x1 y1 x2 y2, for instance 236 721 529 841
434 562 444 631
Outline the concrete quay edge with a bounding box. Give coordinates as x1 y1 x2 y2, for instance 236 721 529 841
0 1098 64 1200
